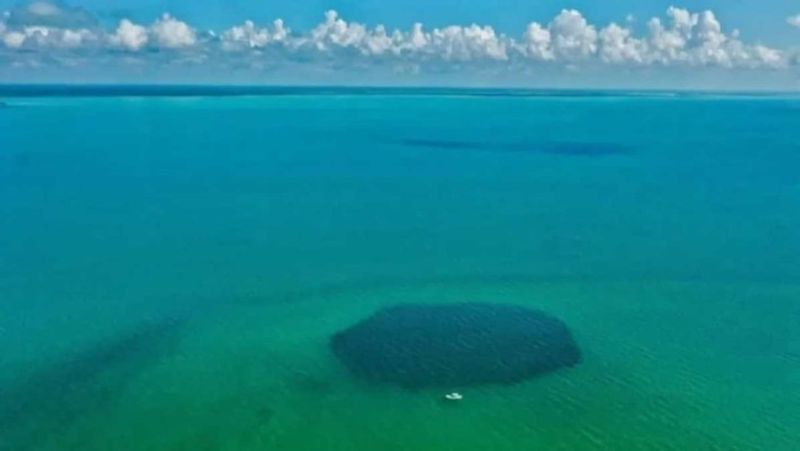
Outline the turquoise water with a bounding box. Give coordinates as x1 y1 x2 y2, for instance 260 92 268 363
1 90 799 450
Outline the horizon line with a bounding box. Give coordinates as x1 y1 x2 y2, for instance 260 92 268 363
1 83 799 98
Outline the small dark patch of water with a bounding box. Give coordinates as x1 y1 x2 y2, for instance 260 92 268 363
399 138 631 156
11 153 32 167
330 303 581 389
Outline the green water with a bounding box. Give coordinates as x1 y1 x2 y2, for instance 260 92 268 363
1 91 798 450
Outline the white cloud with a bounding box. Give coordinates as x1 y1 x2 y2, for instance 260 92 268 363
282 11 509 61
221 19 288 50
59 27 93 47
300 11 400 58
637 7 785 68
599 23 645 64
520 23 553 61
788 15 800 28
151 13 196 49
3 30 26 49
7 1 96 28
308 10 371 52
1 25 97 49
752 45 783 67
110 19 148 51
0 7 792 72
549 10 598 60
27 2 60 17
426 24 509 61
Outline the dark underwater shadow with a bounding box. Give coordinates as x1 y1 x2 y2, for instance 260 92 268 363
330 303 581 389
0 318 185 451
397 138 632 156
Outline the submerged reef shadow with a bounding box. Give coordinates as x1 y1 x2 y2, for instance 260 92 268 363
330 303 581 389
0 317 185 451
398 138 632 156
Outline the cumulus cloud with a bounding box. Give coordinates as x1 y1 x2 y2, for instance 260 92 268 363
151 14 196 49
426 24 509 61
599 23 645 64
520 23 553 61
104 13 195 52
109 19 148 51
1 25 97 49
0 5 793 73
221 19 288 51
549 10 598 60
286 11 510 61
788 15 800 28
638 8 785 68
7 1 97 28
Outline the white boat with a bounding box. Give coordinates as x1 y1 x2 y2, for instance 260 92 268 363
444 392 463 401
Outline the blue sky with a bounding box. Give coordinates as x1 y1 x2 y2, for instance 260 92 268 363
1 1 799 88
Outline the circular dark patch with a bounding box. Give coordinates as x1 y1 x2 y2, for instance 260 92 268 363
330 303 581 389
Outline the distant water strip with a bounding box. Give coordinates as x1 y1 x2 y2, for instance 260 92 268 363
0 85 798 99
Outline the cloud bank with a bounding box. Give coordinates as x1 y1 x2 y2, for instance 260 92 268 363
0 2 796 82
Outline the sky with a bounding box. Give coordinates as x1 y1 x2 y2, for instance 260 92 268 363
0 0 799 88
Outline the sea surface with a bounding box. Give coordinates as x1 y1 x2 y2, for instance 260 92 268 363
1 87 799 450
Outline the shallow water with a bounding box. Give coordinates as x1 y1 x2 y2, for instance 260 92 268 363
1 90 799 450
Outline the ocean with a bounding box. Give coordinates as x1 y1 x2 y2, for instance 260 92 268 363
1 87 799 450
